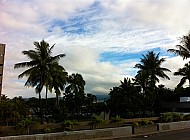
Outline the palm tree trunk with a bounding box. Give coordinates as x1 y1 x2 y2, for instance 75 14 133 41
45 87 48 107
45 87 49 124
56 93 59 107
39 92 43 124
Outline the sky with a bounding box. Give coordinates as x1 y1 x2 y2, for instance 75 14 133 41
1 0 190 99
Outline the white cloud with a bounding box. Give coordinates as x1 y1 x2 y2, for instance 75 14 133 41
60 45 125 95
101 0 190 35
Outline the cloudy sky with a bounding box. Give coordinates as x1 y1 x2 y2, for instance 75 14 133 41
1 0 190 98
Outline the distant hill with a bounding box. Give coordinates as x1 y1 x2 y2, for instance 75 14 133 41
95 94 109 102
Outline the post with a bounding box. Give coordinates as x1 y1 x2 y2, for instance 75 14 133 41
0 44 5 101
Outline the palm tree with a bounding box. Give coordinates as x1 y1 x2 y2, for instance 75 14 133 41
14 40 66 124
65 73 85 118
65 73 85 95
134 51 171 89
134 51 170 116
48 63 67 107
119 78 142 116
174 62 190 88
108 78 141 117
168 31 190 59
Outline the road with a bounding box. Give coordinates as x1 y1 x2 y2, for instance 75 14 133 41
116 129 190 140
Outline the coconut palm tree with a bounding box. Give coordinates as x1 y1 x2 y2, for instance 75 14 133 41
168 31 190 60
174 62 190 88
48 63 67 107
134 51 171 89
14 40 66 124
134 51 171 115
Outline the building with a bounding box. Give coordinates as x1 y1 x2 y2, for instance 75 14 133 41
0 44 5 101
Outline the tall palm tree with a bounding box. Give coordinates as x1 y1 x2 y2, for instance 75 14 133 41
174 62 190 88
134 51 171 116
134 51 171 89
14 40 65 124
168 31 190 59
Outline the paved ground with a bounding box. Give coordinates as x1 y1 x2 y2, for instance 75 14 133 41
116 129 190 140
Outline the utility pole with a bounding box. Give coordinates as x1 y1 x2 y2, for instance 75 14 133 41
0 44 5 101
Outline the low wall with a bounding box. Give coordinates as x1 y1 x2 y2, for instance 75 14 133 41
132 124 157 134
158 121 190 131
2 120 190 140
0 126 132 140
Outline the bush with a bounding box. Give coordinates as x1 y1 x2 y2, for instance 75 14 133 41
159 112 183 123
64 120 79 131
111 115 123 126
89 114 104 129
132 122 139 127
132 119 153 127
139 119 154 126
183 114 190 121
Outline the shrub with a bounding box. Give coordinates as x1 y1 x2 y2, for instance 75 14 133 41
111 115 123 126
172 113 183 122
89 114 104 129
139 119 154 126
16 117 38 135
64 120 79 131
159 112 183 123
183 114 190 121
132 122 139 127
132 119 153 127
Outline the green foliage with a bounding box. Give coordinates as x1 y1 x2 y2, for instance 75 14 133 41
139 119 154 126
89 114 104 129
111 115 123 126
132 119 153 127
159 112 183 123
16 117 38 134
132 122 139 127
43 128 52 133
64 120 79 131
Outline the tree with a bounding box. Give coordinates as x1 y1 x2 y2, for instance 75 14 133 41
134 51 171 115
168 31 190 60
85 93 97 114
108 78 141 118
174 62 190 88
134 51 170 89
65 73 86 118
48 63 67 107
14 40 66 124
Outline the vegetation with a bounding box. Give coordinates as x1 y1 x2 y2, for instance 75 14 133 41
111 115 123 126
159 112 183 123
14 40 67 124
132 119 154 127
89 114 104 129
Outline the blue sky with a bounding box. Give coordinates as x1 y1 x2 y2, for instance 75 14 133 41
1 0 190 98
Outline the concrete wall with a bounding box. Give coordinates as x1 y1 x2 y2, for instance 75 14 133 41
0 126 132 140
158 121 190 131
2 121 190 140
